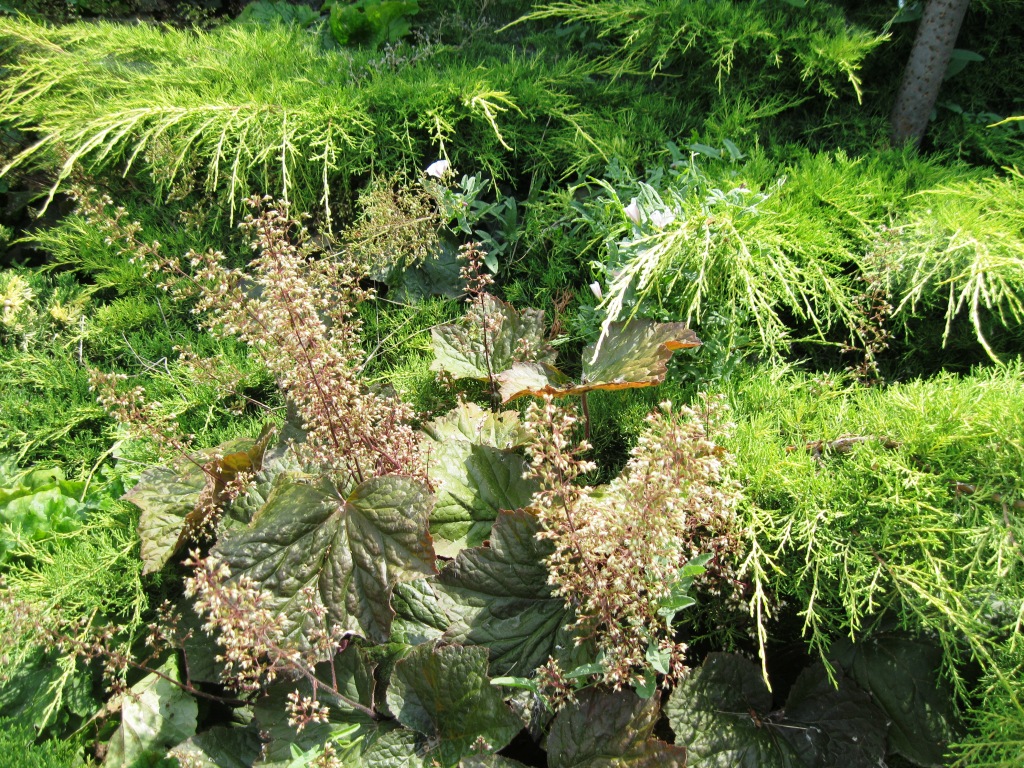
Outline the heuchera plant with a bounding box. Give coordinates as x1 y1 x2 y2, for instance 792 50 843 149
0 199 925 767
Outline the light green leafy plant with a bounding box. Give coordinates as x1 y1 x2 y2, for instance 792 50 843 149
324 0 419 49
510 0 887 98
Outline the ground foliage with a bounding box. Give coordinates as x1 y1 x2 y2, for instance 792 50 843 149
0 0 1023 766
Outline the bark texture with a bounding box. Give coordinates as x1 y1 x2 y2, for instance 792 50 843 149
889 0 972 147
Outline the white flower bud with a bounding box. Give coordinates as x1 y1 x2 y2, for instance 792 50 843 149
425 159 450 178
623 198 641 224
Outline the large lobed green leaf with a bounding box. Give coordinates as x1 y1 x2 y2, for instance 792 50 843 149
169 726 263 768
497 320 700 402
386 643 523 765
431 294 555 382
214 474 436 645
393 509 575 677
421 401 529 450
421 399 536 557
422 403 537 556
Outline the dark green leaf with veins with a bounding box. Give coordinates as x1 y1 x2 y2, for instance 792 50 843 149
386 643 523 765
214 475 435 645
665 653 801 768
547 688 686 767
833 634 960 767
394 510 574 676
780 663 887 768
497 320 700 402
431 293 555 381
170 725 263 768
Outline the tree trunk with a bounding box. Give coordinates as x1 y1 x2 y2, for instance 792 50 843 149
889 0 972 147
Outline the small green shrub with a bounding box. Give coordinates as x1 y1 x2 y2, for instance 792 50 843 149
726 362 1024 690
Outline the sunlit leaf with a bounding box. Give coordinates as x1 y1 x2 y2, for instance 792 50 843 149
422 401 529 450
431 293 555 381
497 320 700 402
103 657 198 768
214 475 435 644
547 688 686 767
422 403 536 555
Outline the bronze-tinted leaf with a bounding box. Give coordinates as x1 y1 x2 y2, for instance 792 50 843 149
547 688 686 767
127 426 276 575
498 320 700 402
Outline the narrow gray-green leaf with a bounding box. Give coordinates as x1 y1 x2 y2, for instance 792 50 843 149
386 644 523 765
547 688 686 767
214 475 435 644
